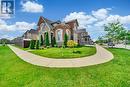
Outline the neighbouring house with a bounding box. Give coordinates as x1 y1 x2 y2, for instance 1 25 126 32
12 37 23 47
76 29 93 45
13 29 38 48
37 16 93 46
23 29 38 40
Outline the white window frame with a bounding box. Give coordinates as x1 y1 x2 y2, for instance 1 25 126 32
56 29 63 42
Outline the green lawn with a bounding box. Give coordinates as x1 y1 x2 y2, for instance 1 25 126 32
0 46 130 87
29 46 96 58
13 45 30 51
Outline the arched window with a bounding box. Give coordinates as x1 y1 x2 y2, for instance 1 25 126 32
66 29 70 40
40 23 45 32
56 29 63 42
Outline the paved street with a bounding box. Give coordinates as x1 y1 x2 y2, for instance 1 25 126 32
115 44 130 50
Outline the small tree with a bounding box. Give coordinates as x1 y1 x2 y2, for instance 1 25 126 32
35 40 40 49
40 35 44 46
104 21 127 43
45 32 50 46
29 40 35 49
64 33 68 47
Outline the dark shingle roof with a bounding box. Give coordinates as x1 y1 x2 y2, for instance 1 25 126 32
76 29 87 33
28 29 38 34
38 16 54 29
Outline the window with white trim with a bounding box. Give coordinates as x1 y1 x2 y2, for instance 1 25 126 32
57 29 63 42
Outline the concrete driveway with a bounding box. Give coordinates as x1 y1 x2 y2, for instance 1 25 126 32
8 44 114 68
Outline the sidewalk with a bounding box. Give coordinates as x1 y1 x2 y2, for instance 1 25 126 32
8 44 113 68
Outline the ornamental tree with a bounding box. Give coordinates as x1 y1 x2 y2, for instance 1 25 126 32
35 40 40 49
45 32 50 46
64 33 68 47
104 21 127 43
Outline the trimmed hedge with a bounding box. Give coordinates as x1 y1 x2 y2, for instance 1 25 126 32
64 33 68 47
35 40 40 49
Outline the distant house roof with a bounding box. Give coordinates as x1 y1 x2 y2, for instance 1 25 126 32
23 30 29 35
76 29 87 33
22 29 38 37
28 29 38 34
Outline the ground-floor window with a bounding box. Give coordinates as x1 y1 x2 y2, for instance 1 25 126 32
56 29 63 42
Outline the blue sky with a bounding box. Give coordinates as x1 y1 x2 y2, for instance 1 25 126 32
1 0 130 40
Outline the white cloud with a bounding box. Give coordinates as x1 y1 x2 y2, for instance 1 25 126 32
0 35 14 40
15 22 36 31
0 19 36 39
0 20 36 32
92 8 111 20
106 15 130 24
21 1 43 13
63 8 130 40
63 12 97 28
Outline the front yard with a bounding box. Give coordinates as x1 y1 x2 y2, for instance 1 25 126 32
0 46 130 87
29 46 96 58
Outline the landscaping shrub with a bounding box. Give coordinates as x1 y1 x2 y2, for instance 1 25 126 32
45 32 50 46
64 33 68 47
2 42 6 46
29 40 35 49
73 51 81 54
46 46 50 49
35 40 40 49
67 40 78 48
62 45 65 48
54 44 58 47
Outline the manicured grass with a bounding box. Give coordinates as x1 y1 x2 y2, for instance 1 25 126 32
29 46 96 58
13 45 30 51
0 46 130 87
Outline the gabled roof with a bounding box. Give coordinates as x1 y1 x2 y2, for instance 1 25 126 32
22 30 29 37
37 16 79 30
37 16 54 29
